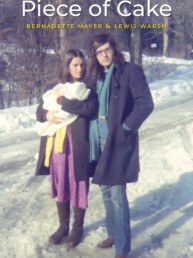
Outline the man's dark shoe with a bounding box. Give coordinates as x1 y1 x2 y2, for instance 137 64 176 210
115 254 127 258
97 237 114 248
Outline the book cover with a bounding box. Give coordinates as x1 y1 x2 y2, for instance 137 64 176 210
1 1 193 257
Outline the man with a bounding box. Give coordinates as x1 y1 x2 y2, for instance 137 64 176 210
88 34 154 258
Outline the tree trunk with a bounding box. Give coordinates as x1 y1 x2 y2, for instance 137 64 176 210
163 16 169 56
0 83 5 109
58 0 69 57
7 82 12 108
130 16 142 66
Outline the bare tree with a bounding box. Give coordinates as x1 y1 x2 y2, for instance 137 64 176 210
169 0 193 58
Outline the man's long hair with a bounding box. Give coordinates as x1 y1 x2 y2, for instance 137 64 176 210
89 33 125 77
58 49 86 83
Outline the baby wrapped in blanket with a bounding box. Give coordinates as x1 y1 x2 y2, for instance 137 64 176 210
36 82 91 136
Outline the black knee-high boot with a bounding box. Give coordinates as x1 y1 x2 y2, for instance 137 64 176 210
66 207 85 251
49 201 70 244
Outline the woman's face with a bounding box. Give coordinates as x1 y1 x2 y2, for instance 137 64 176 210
69 57 85 82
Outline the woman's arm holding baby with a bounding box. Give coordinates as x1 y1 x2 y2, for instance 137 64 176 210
36 98 62 124
60 89 98 118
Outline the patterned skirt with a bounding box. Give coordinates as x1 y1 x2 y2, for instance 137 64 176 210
50 125 89 209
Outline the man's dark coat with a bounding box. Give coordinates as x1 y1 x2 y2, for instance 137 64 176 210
88 61 154 186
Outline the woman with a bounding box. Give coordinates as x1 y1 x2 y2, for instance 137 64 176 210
35 49 98 250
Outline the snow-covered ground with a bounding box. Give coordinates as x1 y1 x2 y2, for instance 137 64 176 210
1 56 193 258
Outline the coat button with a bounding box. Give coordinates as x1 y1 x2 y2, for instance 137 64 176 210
113 95 118 98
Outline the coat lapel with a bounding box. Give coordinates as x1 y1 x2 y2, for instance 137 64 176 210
111 67 120 90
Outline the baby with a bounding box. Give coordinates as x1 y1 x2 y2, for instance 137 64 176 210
36 82 90 136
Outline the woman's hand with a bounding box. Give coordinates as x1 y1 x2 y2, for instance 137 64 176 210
46 110 63 124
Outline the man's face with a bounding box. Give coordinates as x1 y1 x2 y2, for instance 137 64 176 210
95 42 114 70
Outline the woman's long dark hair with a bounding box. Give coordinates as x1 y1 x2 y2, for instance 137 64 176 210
89 33 125 77
58 49 86 83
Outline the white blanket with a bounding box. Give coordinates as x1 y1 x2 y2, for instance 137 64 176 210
36 82 91 136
